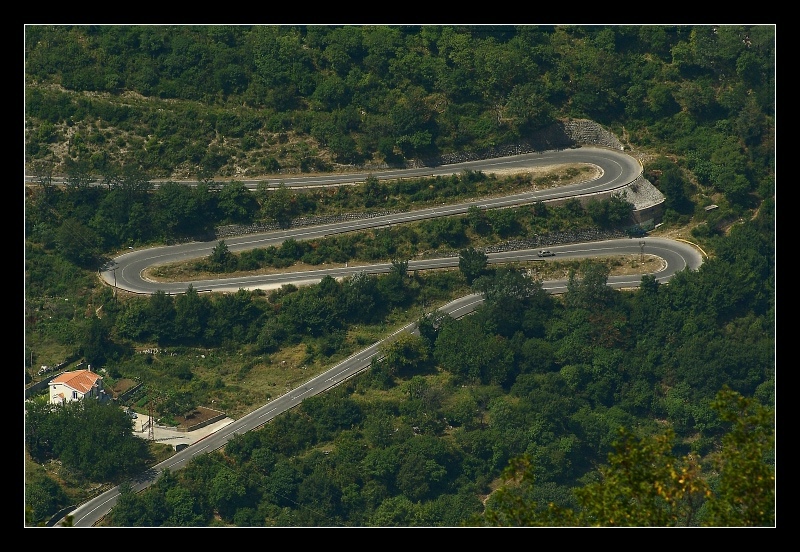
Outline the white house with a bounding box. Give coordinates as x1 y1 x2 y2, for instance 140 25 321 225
49 369 107 405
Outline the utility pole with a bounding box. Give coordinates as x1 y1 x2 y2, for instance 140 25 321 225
145 386 168 441
148 398 155 440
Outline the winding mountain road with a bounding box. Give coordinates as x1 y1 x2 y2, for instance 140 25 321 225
99 147 653 295
60 146 704 527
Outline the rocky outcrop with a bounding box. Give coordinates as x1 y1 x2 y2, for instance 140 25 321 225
560 119 625 150
409 118 625 168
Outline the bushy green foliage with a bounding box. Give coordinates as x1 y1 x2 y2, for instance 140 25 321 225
25 471 70 526
26 25 774 213
25 396 152 481
25 25 774 526
479 387 774 527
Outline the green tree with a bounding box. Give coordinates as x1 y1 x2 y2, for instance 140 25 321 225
279 280 342 337
571 429 708 526
587 193 634 229
301 392 363 440
295 464 343 524
434 315 514 385
56 218 101 267
115 297 149 341
341 271 380 323
480 427 708 527
216 181 258 224
108 482 149 526
416 309 447 349
146 290 176 344
702 387 775 526
174 284 210 342
165 485 206 526
369 495 418 526
380 332 431 377
210 468 248 520
466 205 491 235
260 183 298 228
458 247 488 285
25 396 59 461
389 258 408 279
648 160 693 215
207 288 261 344
25 472 69 525
209 240 234 272
28 398 151 481
118 161 153 201
154 181 211 238
81 314 114 367
505 82 554 134
479 388 775 527
473 267 548 337
486 208 518 238
377 259 412 307
64 156 94 192
564 261 615 311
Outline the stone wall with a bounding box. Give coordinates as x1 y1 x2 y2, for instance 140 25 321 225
560 118 625 150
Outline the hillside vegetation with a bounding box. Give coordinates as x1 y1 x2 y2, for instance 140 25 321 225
25 25 774 527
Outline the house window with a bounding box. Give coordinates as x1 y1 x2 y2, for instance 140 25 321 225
72 391 78 399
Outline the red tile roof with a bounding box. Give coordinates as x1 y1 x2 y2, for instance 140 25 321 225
51 369 102 394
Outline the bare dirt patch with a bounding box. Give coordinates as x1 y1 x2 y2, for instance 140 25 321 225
482 163 601 183
172 406 225 429
508 254 664 282
144 258 339 283
107 378 138 399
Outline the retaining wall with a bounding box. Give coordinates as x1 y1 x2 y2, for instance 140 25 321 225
153 407 227 433
114 382 144 404
183 410 227 432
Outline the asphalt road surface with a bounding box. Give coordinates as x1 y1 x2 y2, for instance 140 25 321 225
55 147 704 527
99 147 643 295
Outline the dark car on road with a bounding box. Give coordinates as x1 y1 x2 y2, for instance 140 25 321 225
538 249 555 257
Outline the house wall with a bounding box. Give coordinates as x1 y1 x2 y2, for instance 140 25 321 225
49 382 84 404
48 379 106 404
